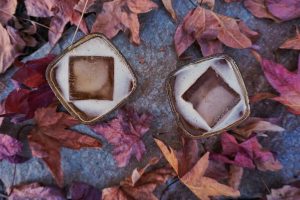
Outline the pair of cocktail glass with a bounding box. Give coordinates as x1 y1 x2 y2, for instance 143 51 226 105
46 34 250 139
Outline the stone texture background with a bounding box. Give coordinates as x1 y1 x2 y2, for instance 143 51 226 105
1 0 300 199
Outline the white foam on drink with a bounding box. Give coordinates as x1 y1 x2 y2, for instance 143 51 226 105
173 57 247 132
53 37 135 117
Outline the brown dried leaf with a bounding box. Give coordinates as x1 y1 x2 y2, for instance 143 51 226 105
25 0 88 45
28 106 102 187
84 0 157 45
155 139 240 200
174 7 256 57
0 24 25 73
280 27 300 50
232 117 284 138
244 0 279 22
102 158 174 200
0 0 17 25
162 0 177 20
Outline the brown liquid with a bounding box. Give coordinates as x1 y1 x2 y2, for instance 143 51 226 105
182 68 240 127
69 56 114 100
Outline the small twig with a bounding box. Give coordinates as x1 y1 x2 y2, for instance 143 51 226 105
159 177 179 200
0 9 53 32
70 0 89 45
259 176 271 194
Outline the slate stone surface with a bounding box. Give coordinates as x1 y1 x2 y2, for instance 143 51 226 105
0 0 300 199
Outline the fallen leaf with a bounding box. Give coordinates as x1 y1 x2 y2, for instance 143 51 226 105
266 185 300 200
5 85 56 121
70 182 101 200
232 117 284 138
92 106 152 167
211 132 282 171
266 0 300 22
174 6 257 57
8 182 66 200
102 157 174 200
0 133 23 163
77 0 157 45
162 0 177 20
0 24 25 73
228 165 243 190
280 27 300 50
24 0 88 45
0 0 17 25
4 55 57 121
244 0 279 22
28 106 102 186
13 54 56 88
155 138 240 200
254 52 300 114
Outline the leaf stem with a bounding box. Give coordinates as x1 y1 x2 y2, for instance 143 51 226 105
159 177 179 200
70 0 89 45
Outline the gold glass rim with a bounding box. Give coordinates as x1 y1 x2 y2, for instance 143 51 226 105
165 54 250 139
46 33 138 124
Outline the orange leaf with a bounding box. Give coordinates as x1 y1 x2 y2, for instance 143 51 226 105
102 157 174 200
155 138 240 200
162 0 177 20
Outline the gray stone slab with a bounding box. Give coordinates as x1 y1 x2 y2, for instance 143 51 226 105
0 0 300 199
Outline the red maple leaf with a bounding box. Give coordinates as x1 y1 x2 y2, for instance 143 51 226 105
28 106 102 186
92 107 152 167
4 55 57 121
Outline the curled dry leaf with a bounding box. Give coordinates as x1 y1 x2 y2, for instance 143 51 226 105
232 117 284 138
8 182 66 200
0 0 17 25
76 0 157 45
162 0 177 20
266 185 300 200
211 132 282 171
174 6 257 57
92 107 152 168
0 24 25 74
102 157 174 200
24 0 88 45
155 138 240 200
280 27 300 50
28 106 102 187
254 52 300 115
243 0 279 22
